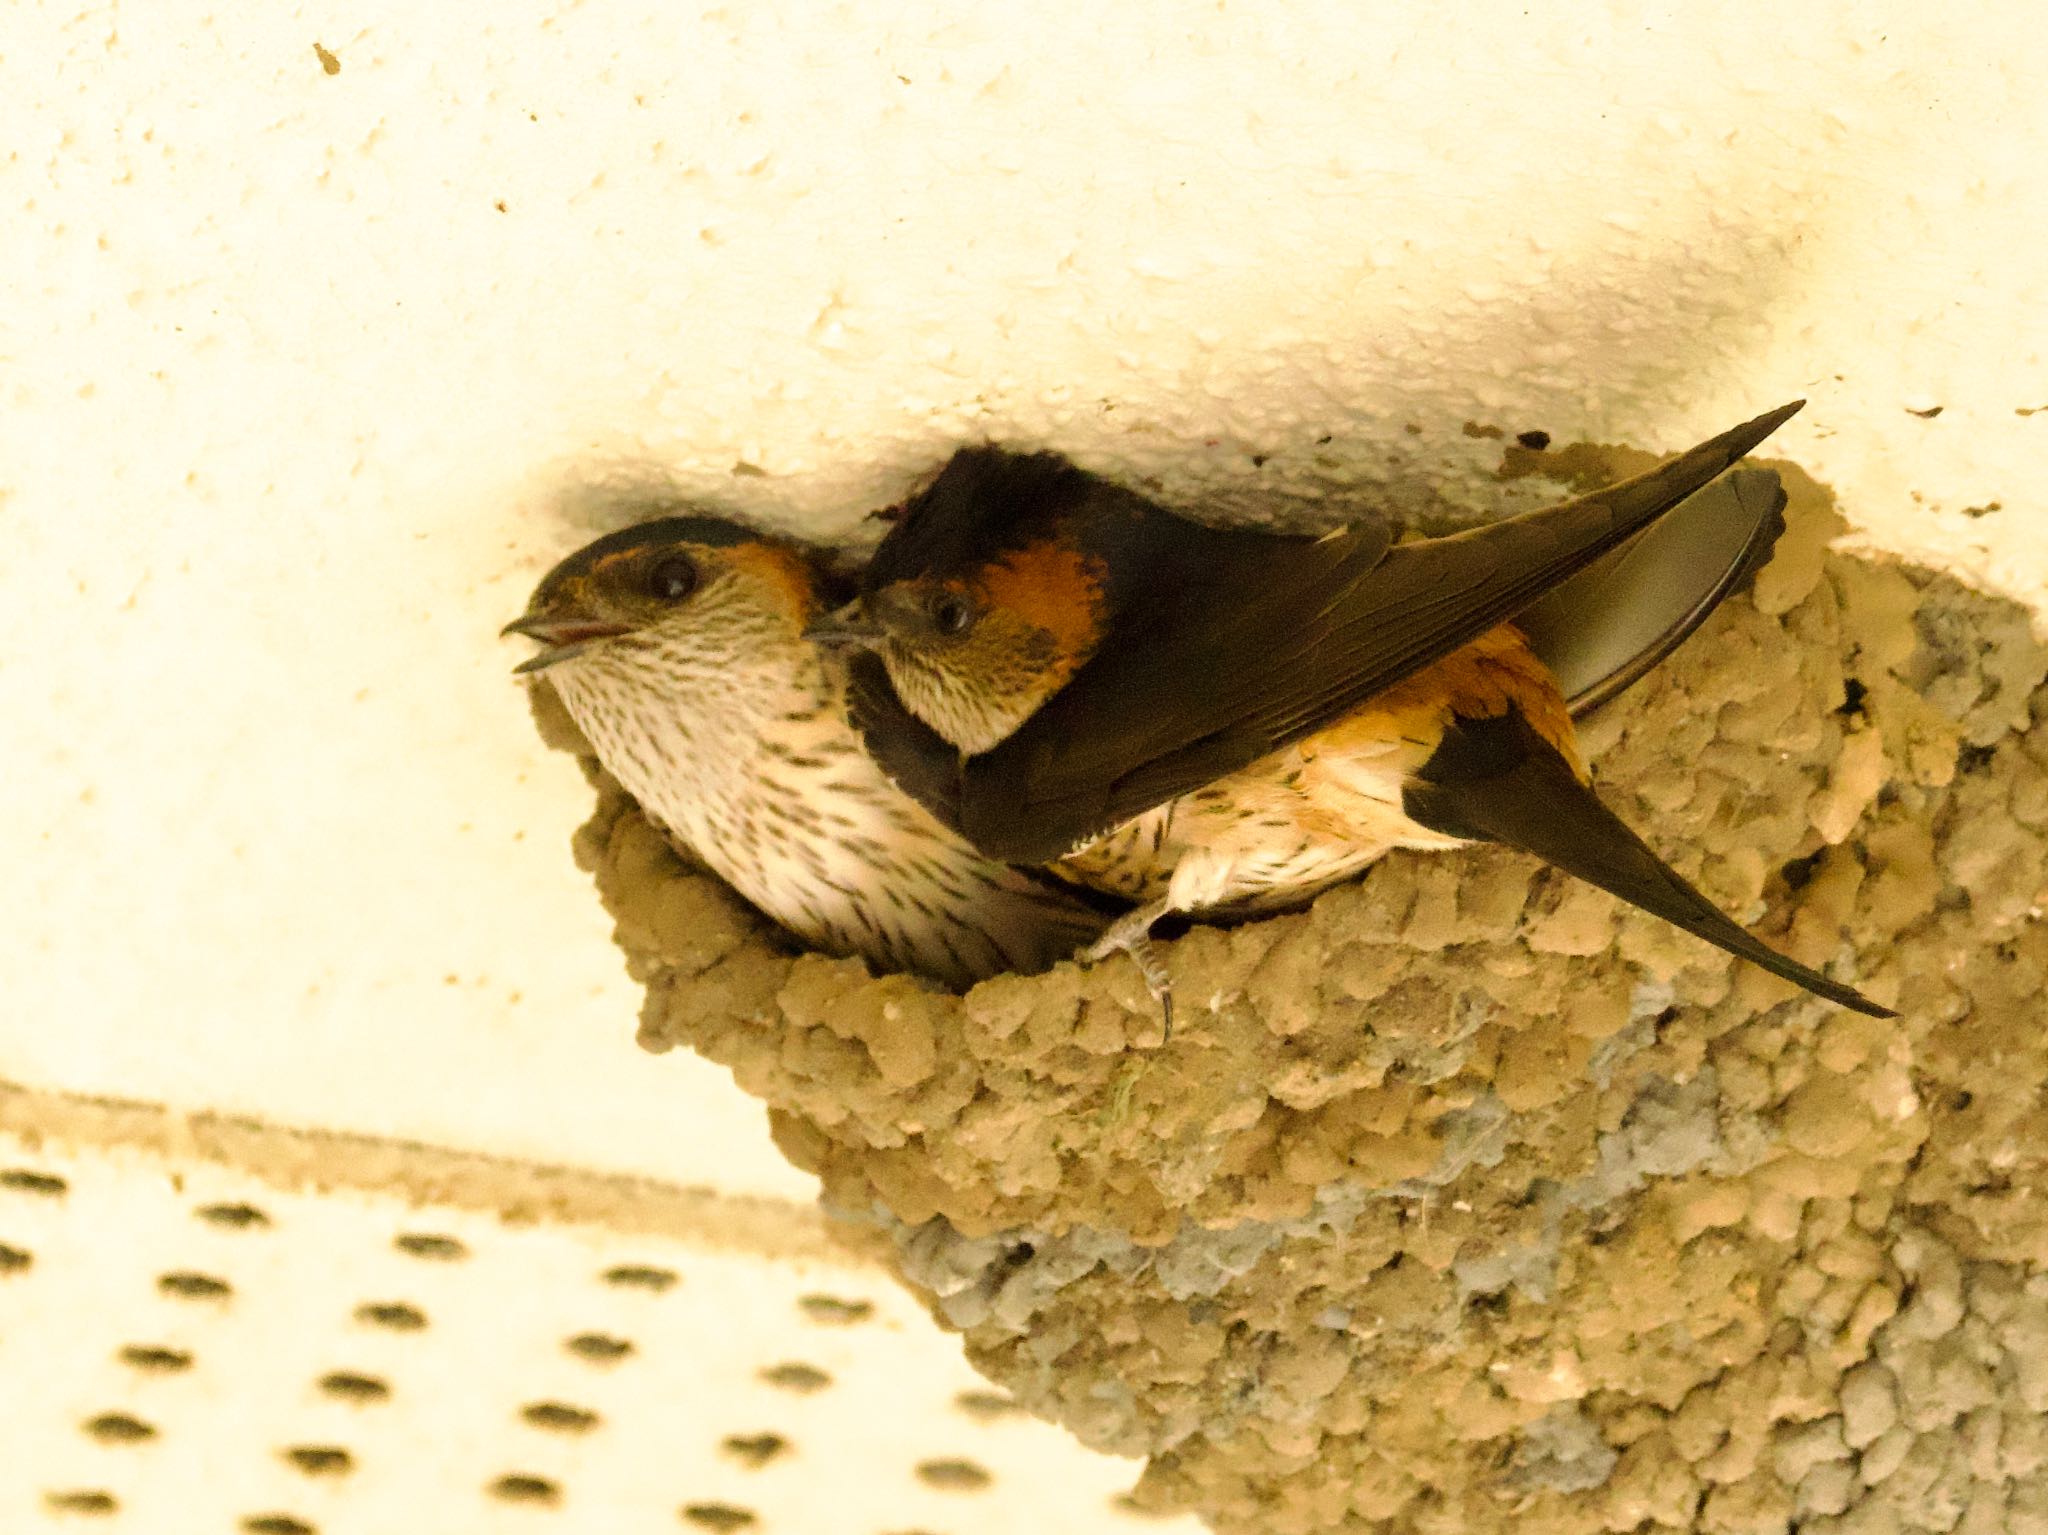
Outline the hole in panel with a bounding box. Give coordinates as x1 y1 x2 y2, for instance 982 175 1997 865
158 1271 232 1300
916 1458 994 1491
602 1263 679 1292
522 1401 600 1433
565 1332 633 1363
353 1301 427 1331
393 1233 467 1260
720 1433 789 1468
954 1389 1023 1420
680 1504 757 1531
796 1293 874 1324
43 1490 118 1516
0 1169 67 1196
283 1446 354 1477
197 1202 271 1229
82 1412 155 1444
119 1344 193 1372
489 1474 560 1506
759 1361 830 1393
317 1372 390 1404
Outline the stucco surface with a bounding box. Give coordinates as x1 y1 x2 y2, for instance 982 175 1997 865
580 469 2048 1531
4 5 2045 1189
3 12 2047 1525
0 1110 1194 1535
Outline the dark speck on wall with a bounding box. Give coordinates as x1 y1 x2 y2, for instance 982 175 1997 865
1515 430 1551 451
314 43 340 75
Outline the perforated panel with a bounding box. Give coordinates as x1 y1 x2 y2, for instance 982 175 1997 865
0 1128 1195 1535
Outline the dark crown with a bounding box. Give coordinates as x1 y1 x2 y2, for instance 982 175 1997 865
863 447 1115 593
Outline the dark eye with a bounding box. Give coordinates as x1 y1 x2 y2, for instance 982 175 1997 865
927 591 974 637
648 555 699 602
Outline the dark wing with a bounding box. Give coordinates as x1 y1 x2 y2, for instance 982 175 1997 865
842 649 1133 921
1402 707 1892 1016
842 650 968 837
960 401 1803 862
1516 468 1788 717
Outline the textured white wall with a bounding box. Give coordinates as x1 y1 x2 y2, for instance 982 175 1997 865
3 2 2042 1190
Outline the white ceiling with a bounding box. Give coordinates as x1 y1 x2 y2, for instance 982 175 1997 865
3 0 2043 1195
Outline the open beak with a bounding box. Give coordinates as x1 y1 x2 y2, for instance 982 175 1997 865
803 600 884 652
501 612 632 675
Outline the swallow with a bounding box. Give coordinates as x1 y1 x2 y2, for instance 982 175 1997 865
504 515 1110 991
812 402 1894 1021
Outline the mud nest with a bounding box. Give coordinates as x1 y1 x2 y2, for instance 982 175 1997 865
531 460 2048 1535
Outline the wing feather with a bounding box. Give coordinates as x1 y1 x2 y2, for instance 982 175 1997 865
960 402 1802 862
1519 467 1789 716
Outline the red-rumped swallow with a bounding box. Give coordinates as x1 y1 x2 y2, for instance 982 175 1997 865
809 402 1894 1022
504 516 1110 990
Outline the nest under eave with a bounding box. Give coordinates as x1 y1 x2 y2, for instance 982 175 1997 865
534 461 2048 1535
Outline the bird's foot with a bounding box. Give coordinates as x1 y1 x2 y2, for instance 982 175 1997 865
1084 905 1174 1042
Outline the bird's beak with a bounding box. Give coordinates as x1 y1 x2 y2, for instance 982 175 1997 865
804 601 884 652
501 610 633 675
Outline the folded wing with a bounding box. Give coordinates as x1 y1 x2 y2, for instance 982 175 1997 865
961 402 1803 863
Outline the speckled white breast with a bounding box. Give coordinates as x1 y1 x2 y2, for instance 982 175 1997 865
546 627 1102 988
1055 731 1466 917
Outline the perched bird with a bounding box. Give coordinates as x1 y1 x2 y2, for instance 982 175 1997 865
813 403 1893 1020
504 515 1109 990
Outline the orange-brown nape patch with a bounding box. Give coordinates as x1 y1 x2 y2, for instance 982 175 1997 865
1336 625 1585 779
724 542 821 626
977 538 1109 676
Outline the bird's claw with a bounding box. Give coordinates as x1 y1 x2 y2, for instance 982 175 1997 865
1084 910 1174 1043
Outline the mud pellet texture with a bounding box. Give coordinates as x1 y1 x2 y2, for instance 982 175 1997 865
540 460 2048 1534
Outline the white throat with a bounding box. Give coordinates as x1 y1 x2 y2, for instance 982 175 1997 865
547 621 828 866
533 591 1103 988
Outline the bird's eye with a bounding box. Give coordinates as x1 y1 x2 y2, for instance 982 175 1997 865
927 591 975 637
648 555 699 603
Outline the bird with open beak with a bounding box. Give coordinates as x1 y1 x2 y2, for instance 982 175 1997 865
505 515 1110 990
807 402 1893 1025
